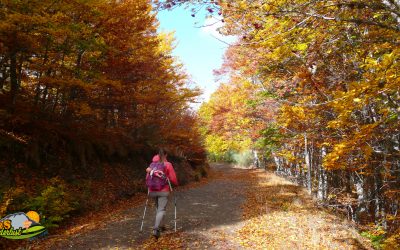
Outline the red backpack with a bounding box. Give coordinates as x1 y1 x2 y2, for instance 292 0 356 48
146 162 168 191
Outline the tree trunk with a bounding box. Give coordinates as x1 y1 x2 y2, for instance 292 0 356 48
0 67 5 92
41 85 48 109
322 147 328 200
355 173 366 222
52 87 60 113
272 152 281 172
10 51 18 108
304 133 312 194
374 164 384 225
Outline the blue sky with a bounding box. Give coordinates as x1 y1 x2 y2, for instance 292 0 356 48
157 6 235 105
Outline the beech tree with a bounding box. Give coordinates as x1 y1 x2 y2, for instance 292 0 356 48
195 0 400 241
0 0 202 151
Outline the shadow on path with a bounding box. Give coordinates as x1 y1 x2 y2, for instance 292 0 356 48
47 163 251 249
37 163 372 249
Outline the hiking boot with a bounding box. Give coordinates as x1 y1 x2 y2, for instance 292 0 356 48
152 228 160 239
159 225 167 232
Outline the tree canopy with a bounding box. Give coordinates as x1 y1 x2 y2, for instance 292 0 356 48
195 0 399 246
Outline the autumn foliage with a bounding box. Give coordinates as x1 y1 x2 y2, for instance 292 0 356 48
1 0 400 248
190 0 400 247
0 0 207 241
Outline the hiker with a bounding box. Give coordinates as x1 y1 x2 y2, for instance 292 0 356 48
145 149 178 238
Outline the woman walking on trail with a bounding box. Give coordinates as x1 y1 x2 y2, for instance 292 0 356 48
146 149 178 239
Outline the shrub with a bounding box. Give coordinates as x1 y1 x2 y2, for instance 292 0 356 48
232 150 254 167
23 177 78 229
361 225 386 249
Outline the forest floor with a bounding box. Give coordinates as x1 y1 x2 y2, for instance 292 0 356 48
28 163 372 250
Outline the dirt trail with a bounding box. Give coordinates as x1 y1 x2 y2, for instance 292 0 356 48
32 163 372 250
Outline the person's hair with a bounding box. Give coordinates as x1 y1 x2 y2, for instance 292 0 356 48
158 148 167 162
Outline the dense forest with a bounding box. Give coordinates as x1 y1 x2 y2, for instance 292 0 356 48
0 0 207 237
160 0 400 247
1 0 399 248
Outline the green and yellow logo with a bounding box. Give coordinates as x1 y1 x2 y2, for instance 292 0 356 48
0 211 47 240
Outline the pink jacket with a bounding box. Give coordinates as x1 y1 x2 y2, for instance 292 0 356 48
147 154 178 192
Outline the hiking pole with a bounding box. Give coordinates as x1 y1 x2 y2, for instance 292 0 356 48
167 178 177 232
174 192 177 232
140 189 149 232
